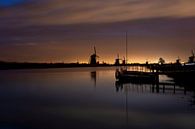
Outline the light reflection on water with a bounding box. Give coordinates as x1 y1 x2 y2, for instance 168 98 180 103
0 67 194 129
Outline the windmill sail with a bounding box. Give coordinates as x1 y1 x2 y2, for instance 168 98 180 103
192 50 195 57
94 46 96 55
188 50 195 63
90 46 99 65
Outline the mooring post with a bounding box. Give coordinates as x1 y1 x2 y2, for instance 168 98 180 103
163 85 165 93
155 69 160 93
156 83 159 93
155 69 159 83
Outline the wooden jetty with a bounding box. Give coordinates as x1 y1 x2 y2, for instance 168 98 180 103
115 31 195 84
115 63 195 84
115 68 159 83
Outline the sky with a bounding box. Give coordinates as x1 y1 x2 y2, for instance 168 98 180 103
0 0 195 63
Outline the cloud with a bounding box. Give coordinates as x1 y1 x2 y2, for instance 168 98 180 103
13 42 37 46
1 0 195 26
0 16 195 62
1 0 195 62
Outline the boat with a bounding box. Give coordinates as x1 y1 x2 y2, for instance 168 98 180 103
115 68 157 83
115 32 158 83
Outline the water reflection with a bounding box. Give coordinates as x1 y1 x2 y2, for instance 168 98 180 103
91 71 97 87
115 81 186 94
115 75 195 129
0 68 195 129
115 75 195 106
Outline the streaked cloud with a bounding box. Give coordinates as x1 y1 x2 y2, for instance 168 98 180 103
1 0 195 25
0 0 195 63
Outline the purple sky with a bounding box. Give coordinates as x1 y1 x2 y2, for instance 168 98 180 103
0 0 195 63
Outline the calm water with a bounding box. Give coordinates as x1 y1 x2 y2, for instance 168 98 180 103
0 67 195 129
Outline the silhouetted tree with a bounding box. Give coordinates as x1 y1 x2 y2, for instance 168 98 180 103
158 57 165 65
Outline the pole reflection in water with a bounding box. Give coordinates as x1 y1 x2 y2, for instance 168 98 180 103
0 68 195 129
115 76 195 128
125 85 128 128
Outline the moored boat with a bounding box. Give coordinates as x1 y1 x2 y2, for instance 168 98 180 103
115 68 158 83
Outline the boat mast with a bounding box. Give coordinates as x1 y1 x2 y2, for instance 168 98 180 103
94 46 96 55
126 31 128 67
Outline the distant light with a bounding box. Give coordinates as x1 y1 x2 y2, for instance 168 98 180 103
185 63 195 66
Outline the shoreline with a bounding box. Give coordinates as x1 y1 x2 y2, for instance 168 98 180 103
0 62 118 70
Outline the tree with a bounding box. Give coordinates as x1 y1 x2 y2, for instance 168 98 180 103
158 57 165 65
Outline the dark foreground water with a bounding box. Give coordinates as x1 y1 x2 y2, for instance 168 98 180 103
0 67 195 129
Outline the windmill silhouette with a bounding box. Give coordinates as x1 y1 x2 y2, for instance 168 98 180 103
188 50 195 63
176 56 181 64
90 46 99 65
115 54 122 65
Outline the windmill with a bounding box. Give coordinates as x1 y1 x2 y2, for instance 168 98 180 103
188 50 195 63
122 56 126 65
176 56 181 64
115 54 122 65
90 46 99 65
